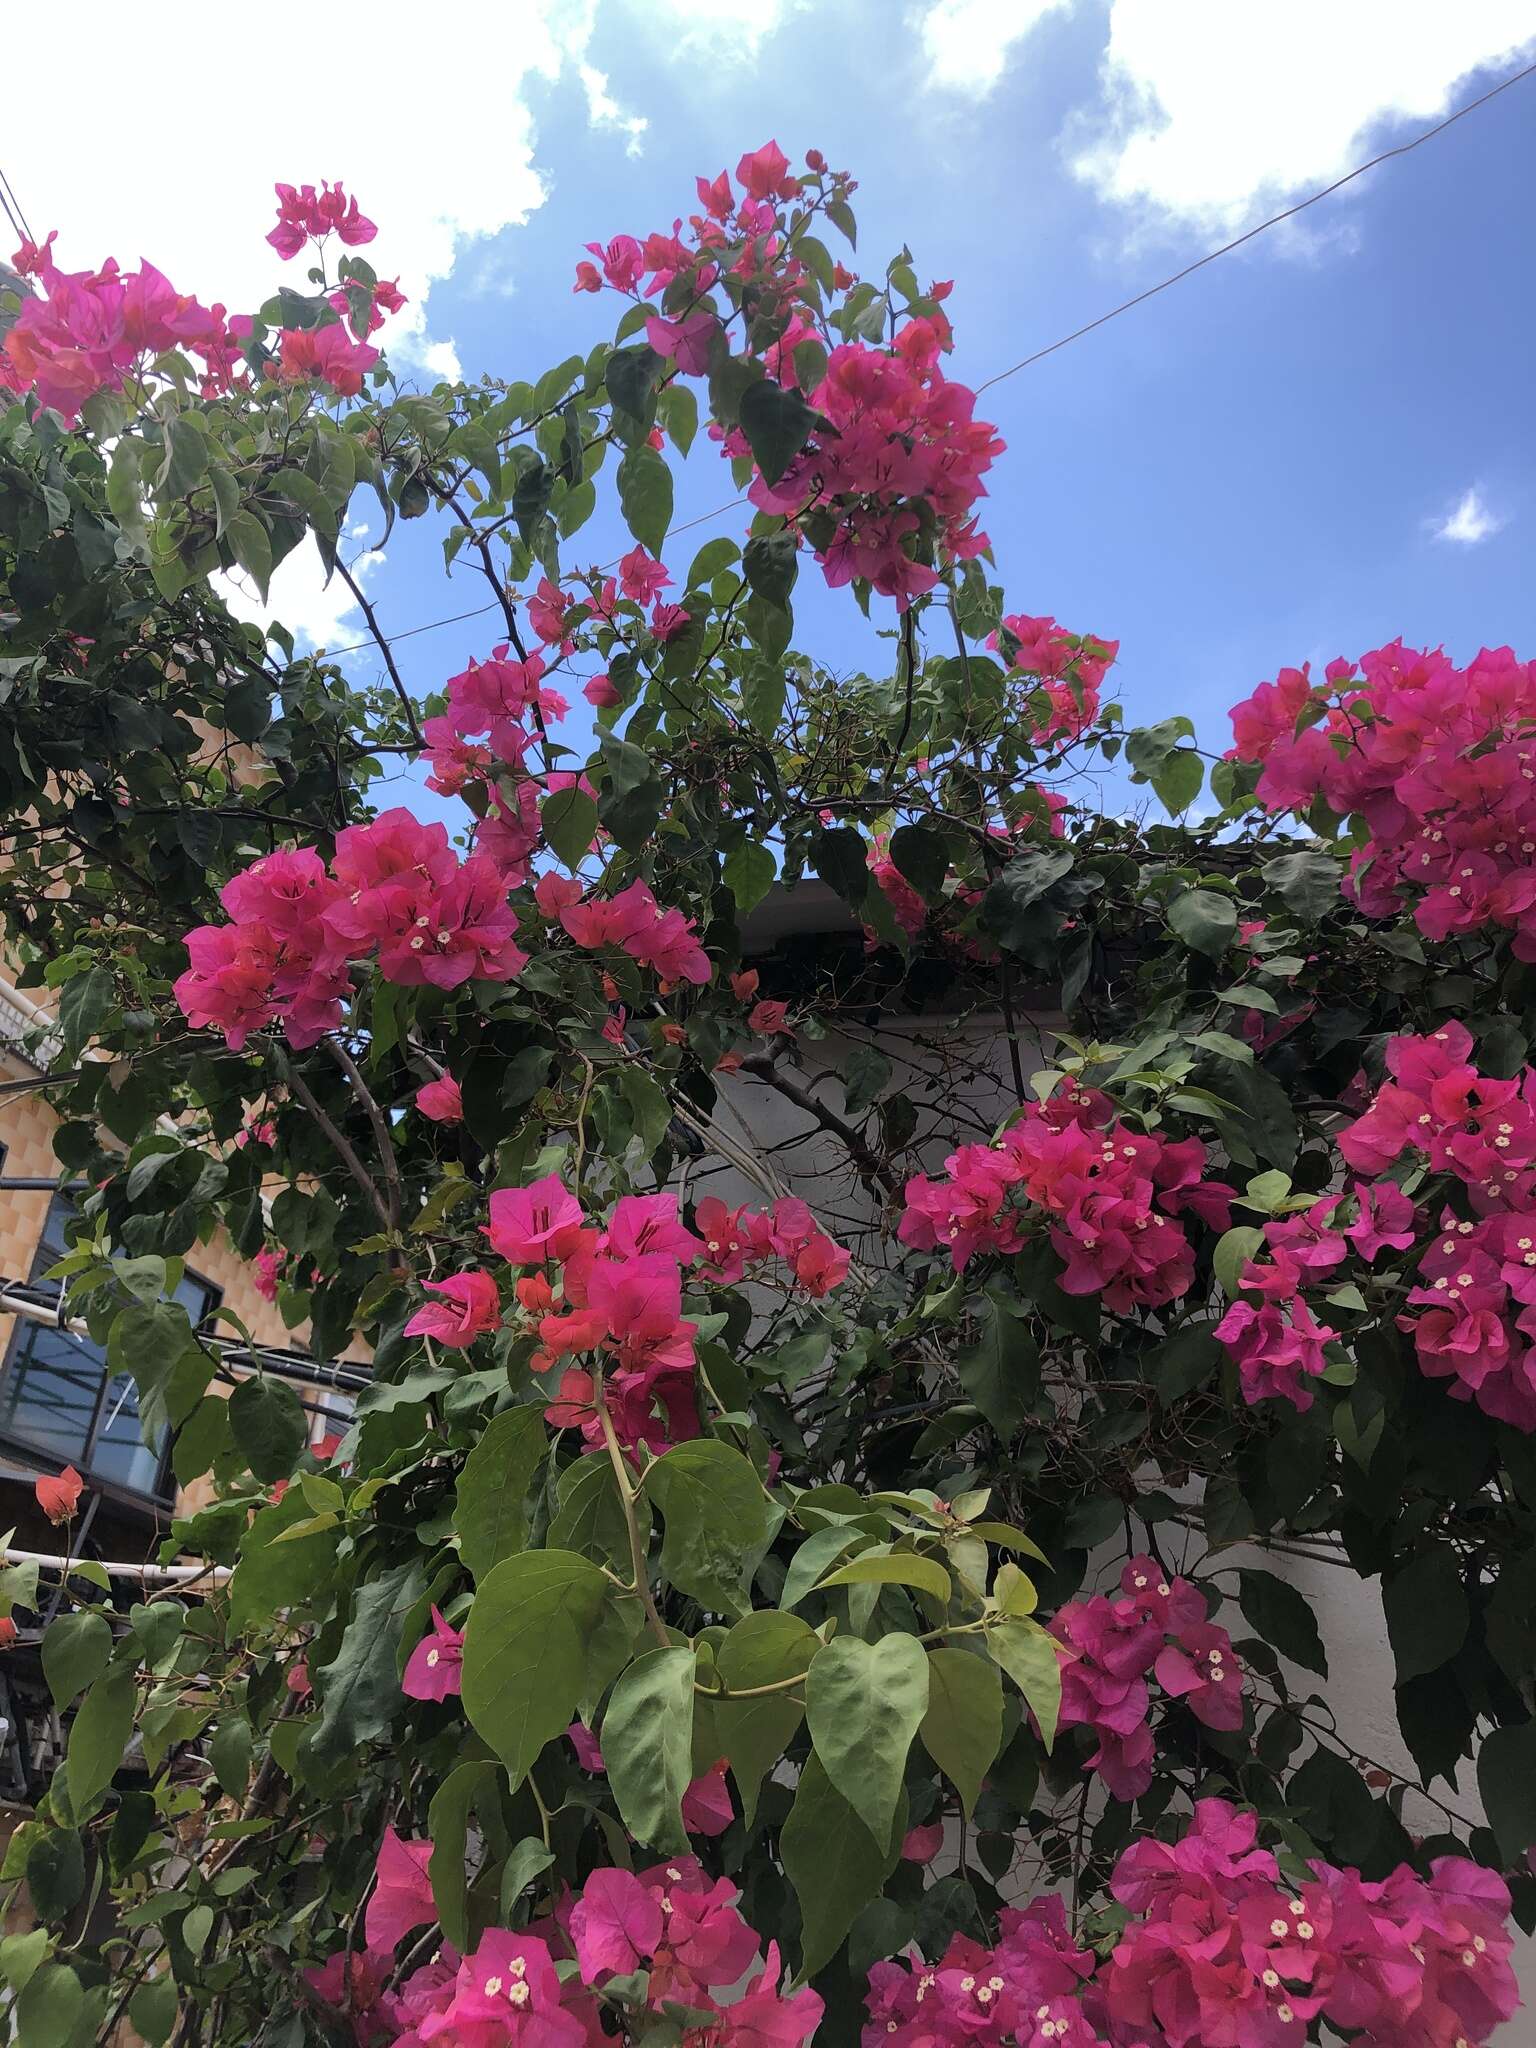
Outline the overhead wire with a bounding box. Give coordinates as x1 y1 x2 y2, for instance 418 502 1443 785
0 163 35 251
975 55 1536 394
177 57 1536 666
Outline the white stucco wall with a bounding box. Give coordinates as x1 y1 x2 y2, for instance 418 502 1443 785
708 990 1533 2000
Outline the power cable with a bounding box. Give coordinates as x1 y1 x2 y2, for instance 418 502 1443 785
976 55 1536 393
252 56 1536 662
0 164 36 250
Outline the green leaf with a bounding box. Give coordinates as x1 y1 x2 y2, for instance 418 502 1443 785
24 1831 84 1923
981 849 1074 950
58 967 113 1062
429 1761 504 1950
208 464 239 539
780 1525 863 1611
65 1665 134 1816
1148 1326 1222 1404
658 382 699 455
128 1976 178 2048
687 537 741 588
617 444 673 557
106 438 147 538
228 1491 336 1635
643 1440 776 1618
1214 1225 1265 1299
312 1562 426 1764
541 788 598 872
1384 1549 1469 1685
228 1376 308 1484
616 1065 671 1157
722 839 776 913
1217 1060 1299 1169
1153 749 1204 817
920 1648 1003 1820
461 1550 612 1788
0 1929 49 1996
1124 716 1194 778
814 825 872 908
226 511 273 603
841 1042 892 1118
500 1838 556 1919
987 1618 1062 1750
713 1610 817 1825
780 1753 890 1978
42 1612 111 1708
15 1963 84 2048
955 1296 1039 1439
888 823 950 899
209 1717 252 1800
602 1645 696 1853
741 662 785 736
1477 1722 1536 1865
737 379 815 487
805 1632 928 1849
1169 888 1237 957
0 1558 39 1621
605 343 663 421
1238 1570 1328 1677
156 416 208 500
597 733 666 848
741 531 798 610
1262 846 1340 921
817 1552 952 1604
454 1404 549 1581
549 1455 642 1572
129 1600 184 1673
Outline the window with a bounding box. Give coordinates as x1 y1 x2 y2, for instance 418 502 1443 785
0 1196 220 1501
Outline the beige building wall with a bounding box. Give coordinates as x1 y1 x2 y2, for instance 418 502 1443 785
0 992 354 1517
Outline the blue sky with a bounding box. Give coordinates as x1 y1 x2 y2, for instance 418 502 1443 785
14 1 1536 794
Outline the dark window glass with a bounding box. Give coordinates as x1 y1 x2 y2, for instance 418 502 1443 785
0 1196 219 1500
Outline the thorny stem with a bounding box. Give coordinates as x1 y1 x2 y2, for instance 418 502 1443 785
285 1061 394 1235
333 557 424 749
328 1035 402 1232
739 1051 901 1198
593 1369 671 1650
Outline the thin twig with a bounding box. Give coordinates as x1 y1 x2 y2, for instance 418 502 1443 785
286 1063 394 1234
333 558 424 748
327 1037 403 1232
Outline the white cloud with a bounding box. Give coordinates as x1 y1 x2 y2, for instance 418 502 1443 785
2 0 623 366
623 0 804 58
217 525 384 654
579 62 648 156
913 0 1071 95
1070 3 1536 236
1432 486 1505 546
399 336 465 385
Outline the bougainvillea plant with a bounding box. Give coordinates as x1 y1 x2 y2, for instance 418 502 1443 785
0 143 1531 2047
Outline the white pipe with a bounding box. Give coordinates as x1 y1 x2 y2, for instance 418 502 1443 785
0 1546 229 1585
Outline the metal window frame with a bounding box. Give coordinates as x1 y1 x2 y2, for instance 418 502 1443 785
0 1193 222 1507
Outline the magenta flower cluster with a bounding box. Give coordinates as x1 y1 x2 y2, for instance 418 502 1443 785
1342 1023 1536 1431
863 1800 1518 2048
0 238 245 422
174 811 527 1049
1229 640 1536 957
899 1086 1233 1307
1050 1557 1243 1801
308 1831 822 2048
573 138 1003 609
2 181 398 423
1214 1025 1536 1433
